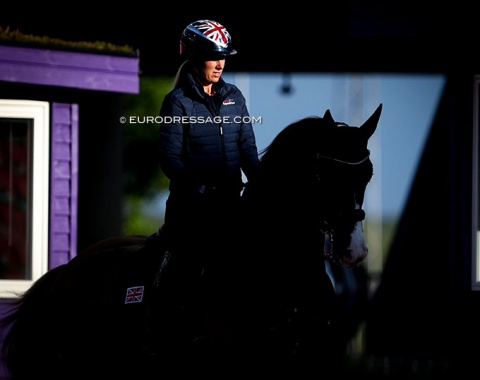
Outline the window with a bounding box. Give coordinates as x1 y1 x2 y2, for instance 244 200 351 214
0 100 49 298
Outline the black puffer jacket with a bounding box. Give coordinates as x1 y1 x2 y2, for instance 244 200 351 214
159 71 260 193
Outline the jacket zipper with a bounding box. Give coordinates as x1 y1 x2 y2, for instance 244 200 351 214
205 101 226 172
205 88 234 175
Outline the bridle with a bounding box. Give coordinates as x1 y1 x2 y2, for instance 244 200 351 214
315 150 371 263
321 208 366 263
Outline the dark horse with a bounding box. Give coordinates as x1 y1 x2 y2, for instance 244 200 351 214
1 104 382 379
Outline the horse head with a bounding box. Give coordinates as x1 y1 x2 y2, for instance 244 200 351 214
247 103 382 269
318 104 382 267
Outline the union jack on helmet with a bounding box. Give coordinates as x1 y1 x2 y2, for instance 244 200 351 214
180 19 237 58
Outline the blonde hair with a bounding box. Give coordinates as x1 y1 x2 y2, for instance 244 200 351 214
173 60 192 88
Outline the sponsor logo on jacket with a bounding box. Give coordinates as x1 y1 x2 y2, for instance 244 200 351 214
223 99 235 105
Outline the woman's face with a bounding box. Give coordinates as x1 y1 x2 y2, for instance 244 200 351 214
195 58 225 86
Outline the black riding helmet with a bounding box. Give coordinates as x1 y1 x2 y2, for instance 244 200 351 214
180 20 237 60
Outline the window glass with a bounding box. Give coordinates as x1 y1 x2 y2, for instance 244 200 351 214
0 119 31 280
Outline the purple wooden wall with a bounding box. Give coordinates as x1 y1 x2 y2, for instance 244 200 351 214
49 103 79 268
0 45 139 93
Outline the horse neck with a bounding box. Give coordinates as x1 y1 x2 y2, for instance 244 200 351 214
240 177 326 255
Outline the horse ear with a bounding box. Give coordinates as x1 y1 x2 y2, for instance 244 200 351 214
360 103 382 139
323 109 335 124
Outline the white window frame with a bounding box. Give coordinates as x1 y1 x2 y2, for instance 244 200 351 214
0 99 50 298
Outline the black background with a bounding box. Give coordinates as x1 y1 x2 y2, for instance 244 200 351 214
1 3 477 76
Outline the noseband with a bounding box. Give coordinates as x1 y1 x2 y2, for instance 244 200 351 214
315 151 370 263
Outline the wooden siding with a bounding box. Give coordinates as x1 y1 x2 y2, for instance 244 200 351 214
49 103 78 269
0 45 139 94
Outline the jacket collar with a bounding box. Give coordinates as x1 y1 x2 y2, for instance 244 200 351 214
185 72 227 101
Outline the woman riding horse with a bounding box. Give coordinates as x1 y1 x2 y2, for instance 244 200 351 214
1 104 382 380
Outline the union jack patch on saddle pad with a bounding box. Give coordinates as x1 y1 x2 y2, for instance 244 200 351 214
124 286 144 304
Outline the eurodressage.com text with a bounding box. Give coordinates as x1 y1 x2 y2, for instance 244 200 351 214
122 115 263 124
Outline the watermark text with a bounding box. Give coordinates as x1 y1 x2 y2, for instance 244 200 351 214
120 115 262 125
